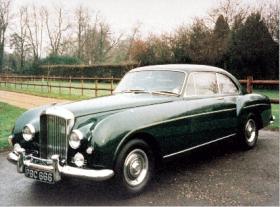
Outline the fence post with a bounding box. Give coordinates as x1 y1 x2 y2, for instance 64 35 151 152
247 76 253 93
14 76 16 89
110 76 113 94
49 77 53 93
59 77 61 95
41 75 43 92
95 77 98 97
81 76 84 96
69 76 72 95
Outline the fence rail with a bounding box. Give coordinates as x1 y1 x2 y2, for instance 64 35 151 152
0 75 121 97
239 76 279 104
0 75 278 103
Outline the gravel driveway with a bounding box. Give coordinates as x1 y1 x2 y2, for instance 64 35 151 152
0 90 69 109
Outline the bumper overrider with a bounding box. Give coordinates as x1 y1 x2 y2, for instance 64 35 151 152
7 147 114 182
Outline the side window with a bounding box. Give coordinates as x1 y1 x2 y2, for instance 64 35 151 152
217 73 238 95
185 72 218 96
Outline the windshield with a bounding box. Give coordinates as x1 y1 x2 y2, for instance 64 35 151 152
114 70 186 95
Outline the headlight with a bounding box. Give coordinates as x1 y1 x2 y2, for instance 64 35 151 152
22 124 35 141
69 130 83 149
73 152 84 167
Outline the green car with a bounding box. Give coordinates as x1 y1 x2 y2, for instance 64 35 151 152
7 64 274 194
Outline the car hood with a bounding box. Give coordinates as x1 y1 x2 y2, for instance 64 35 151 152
60 93 178 117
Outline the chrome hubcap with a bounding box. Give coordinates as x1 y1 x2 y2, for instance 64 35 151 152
124 149 148 186
245 119 256 143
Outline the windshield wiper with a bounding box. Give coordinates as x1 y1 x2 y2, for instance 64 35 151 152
152 90 180 96
120 89 149 94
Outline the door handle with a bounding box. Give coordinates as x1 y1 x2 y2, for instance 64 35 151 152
217 97 224 100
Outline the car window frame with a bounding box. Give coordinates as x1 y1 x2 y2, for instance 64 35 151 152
183 71 241 98
216 72 239 96
183 71 220 98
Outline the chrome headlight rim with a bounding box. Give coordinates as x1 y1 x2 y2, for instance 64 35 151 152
69 129 83 149
22 123 35 141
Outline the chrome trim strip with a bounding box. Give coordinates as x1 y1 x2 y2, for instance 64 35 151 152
43 106 74 120
243 103 270 108
115 108 237 159
130 108 236 132
163 133 236 158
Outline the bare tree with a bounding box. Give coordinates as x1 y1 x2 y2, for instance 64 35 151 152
43 7 70 56
259 1 279 42
124 24 141 62
0 0 11 72
10 6 30 71
74 5 90 60
25 5 44 63
208 0 249 27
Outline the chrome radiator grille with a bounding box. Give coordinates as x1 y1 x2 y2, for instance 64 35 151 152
40 115 67 159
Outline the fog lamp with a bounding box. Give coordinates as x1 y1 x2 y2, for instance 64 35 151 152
74 152 84 167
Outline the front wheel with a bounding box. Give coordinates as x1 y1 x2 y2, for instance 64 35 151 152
114 139 154 195
239 115 259 149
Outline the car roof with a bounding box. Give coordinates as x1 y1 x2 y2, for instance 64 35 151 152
131 64 226 73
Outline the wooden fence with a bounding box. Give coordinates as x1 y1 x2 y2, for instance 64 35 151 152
0 75 278 103
0 75 121 97
239 76 279 104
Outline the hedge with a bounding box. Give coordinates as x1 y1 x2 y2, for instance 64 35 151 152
38 63 139 78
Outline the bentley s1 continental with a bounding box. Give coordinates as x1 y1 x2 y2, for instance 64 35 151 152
7 64 274 194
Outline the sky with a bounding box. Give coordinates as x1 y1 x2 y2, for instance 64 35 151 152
12 0 266 37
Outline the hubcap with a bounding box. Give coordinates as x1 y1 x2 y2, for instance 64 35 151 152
124 149 148 186
245 119 256 143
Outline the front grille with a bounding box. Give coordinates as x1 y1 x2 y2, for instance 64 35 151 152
40 115 67 159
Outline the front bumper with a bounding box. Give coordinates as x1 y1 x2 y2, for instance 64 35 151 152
7 148 114 182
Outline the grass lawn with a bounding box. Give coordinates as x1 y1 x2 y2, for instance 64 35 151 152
0 102 25 150
269 104 279 130
254 89 279 100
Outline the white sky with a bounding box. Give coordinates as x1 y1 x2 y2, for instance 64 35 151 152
12 0 265 37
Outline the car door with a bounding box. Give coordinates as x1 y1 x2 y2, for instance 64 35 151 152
216 72 239 135
183 72 232 147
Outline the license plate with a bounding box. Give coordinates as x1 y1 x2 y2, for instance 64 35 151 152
25 167 54 184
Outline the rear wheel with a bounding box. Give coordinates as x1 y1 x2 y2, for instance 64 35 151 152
114 139 154 195
239 114 259 149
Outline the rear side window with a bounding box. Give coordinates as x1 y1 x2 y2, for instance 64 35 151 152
185 72 218 96
217 73 238 95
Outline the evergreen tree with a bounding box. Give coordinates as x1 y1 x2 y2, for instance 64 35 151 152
228 12 278 79
211 15 230 67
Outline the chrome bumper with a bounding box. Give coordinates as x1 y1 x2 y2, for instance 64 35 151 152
7 148 114 182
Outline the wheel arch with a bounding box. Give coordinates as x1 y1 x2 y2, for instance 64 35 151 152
113 131 162 169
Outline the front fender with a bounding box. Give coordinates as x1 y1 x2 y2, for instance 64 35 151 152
90 99 191 168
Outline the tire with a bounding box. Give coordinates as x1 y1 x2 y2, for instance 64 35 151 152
239 114 259 149
114 139 154 195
